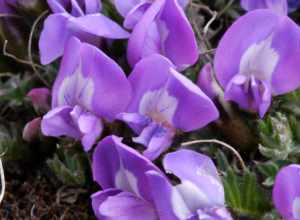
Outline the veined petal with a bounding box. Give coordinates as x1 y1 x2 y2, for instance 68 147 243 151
92 135 161 202
273 165 300 220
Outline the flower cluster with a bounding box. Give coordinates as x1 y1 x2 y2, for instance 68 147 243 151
21 0 300 219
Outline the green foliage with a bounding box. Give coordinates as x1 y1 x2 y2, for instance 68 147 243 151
223 168 272 218
47 146 89 187
258 113 300 160
216 151 272 218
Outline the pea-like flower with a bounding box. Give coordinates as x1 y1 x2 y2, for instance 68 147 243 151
273 165 300 220
91 135 232 220
214 9 300 117
118 54 219 160
39 0 129 64
114 0 198 70
41 37 132 151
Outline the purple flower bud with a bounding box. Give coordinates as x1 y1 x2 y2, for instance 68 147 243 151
27 87 50 112
23 117 41 142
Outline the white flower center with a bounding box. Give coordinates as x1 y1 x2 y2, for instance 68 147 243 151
239 34 279 82
58 65 94 109
293 197 300 219
139 88 178 127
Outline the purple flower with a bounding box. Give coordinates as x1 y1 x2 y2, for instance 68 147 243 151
41 37 132 151
118 55 219 160
39 0 129 65
240 0 288 14
91 135 232 220
27 87 50 112
197 63 220 100
214 10 300 117
273 165 300 220
114 0 198 70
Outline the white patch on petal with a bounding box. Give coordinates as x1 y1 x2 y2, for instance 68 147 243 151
157 19 170 55
239 34 279 81
139 88 178 125
58 65 94 109
115 168 140 197
293 197 300 219
171 185 193 220
171 181 213 219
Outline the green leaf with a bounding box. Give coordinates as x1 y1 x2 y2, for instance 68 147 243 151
222 168 272 218
47 147 88 186
258 113 300 160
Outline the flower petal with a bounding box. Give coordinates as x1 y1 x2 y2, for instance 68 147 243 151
273 165 300 220
241 0 288 15
143 124 174 160
127 0 198 70
146 170 184 220
77 111 103 151
163 149 225 207
70 13 130 39
99 191 157 220
39 13 71 64
214 10 300 96
47 0 68 13
52 37 132 121
128 54 219 132
197 63 219 99
114 0 141 17
91 189 122 220
84 0 101 14
92 135 161 202
41 106 81 139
